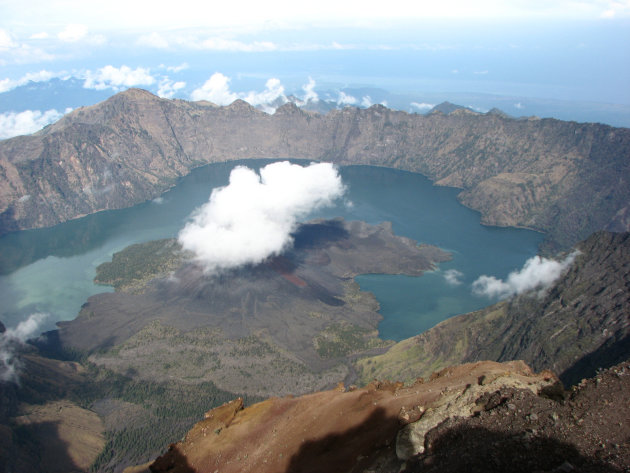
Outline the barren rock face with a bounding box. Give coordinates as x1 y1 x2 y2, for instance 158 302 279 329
2 89 630 250
147 361 558 473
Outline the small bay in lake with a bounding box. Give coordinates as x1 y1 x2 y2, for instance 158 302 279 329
0 160 542 339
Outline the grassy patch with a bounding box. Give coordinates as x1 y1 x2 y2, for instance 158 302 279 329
314 322 389 359
94 239 182 292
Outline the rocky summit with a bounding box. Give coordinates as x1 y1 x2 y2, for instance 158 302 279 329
1 89 629 250
136 359 630 473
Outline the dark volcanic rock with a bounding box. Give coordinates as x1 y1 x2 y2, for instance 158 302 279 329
404 361 630 473
54 219 449 397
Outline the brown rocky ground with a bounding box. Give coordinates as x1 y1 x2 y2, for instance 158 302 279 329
405 361 630 473
143 360 559 473
139 360 629 473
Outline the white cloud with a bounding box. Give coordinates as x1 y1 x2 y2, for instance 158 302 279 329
137 32 169 49
198 37 277 52
157 78 186 98
243 78 286 111
411 102 436 111
0 0 628 44
514 102 524 109
0 29 17 49
472 252 579 299
191 73 288 112
0 29 54 65
0 109 65 139
0 78 13 93
0 313 49 383
302 77 319 103
337 91 357 106
361 96 373 107
178 161 345 273
190 72 238 104
29 31 49 39
165 63 189 73
444 269 464 285
57 24 88 42
83 65 156 91
600 0 630 18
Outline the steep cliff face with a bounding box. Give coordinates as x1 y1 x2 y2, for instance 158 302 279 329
356 231 630 386
1 89 629 250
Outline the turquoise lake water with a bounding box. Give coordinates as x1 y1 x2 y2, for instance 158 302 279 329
0 160 542 340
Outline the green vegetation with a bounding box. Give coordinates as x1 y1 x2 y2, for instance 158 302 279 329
314 323 391 359
94 239 183 292
72 363 261 473
353 305 509 385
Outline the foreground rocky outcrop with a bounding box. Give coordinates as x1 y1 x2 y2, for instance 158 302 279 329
139 359 630 473
357 231 630 387
2 89 629 250
144 360 560 473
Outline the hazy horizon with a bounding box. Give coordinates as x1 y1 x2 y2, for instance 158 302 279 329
1 1 629 137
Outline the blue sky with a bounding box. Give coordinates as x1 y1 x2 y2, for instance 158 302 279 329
1 0 629 137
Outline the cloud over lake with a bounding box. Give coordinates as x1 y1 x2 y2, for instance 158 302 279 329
178 161 345 273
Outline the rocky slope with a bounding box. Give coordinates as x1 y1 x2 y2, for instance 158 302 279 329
137 359 630 473
1 89 629 250
356 231 630 387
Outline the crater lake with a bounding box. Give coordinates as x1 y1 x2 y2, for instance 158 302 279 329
0 160 542 340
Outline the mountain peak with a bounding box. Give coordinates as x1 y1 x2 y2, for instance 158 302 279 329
429 101 474 115
225 99 259 113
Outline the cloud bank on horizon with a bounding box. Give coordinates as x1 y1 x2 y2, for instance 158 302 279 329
472 252 579 299
178 161 345 274
1 0 628 36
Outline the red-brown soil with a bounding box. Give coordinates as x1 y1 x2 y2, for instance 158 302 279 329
147 361 558 473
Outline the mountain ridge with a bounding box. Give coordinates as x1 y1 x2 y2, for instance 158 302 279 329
1 89 629 250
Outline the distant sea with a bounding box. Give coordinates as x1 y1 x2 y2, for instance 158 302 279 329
0 160 542 340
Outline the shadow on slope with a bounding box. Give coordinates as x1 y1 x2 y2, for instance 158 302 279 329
0 419 83 473
285 407 399 473
406 425 624 473
560 333 630 386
